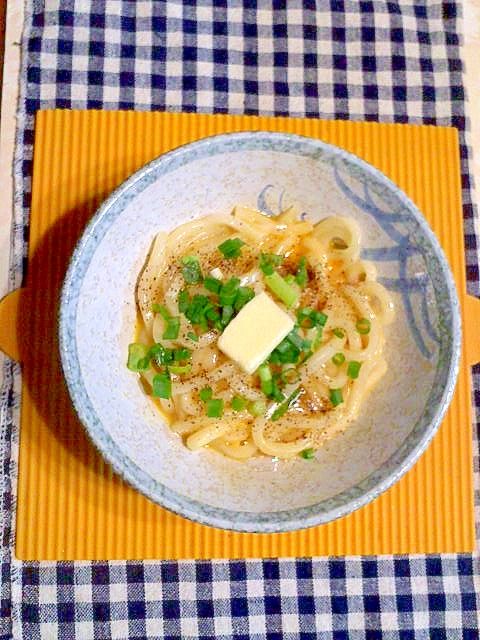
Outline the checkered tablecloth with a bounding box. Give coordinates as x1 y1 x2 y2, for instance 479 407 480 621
1 1 480 638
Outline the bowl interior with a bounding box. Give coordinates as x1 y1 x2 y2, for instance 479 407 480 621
60 132 460 532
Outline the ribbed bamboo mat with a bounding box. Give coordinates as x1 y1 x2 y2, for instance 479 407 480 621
5 110 477 559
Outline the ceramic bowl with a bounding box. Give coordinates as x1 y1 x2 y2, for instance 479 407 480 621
59 131 461 533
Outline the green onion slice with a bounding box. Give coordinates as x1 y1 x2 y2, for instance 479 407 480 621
270 387 302 421
127 343 150 371
152 345 174 365
152 372 172 399
234 286 255 311
264 271 299 308
347 360 362 379
270 376 286 403
270 337 300 365
218 237 245 259
178 289 190 313
203 276 222 294
173 347 191 361
300 447 315 460
199 387 213 402
259 253 283 275
206 398 224 418
297 307 327 328
248 399 267 417
295 256 308 287
181 255 203 283
231 396 247 412
356 317 371 334
332 352 346 366
221 305 234 327
168 364 192 375
258 363 273 396
330 388 343 407
162 316 180 340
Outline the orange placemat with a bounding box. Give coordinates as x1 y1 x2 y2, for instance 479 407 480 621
1 110 478 560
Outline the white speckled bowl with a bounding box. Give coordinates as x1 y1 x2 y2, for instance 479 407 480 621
59 132 461 533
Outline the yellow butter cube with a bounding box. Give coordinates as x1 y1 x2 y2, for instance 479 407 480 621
218 292 294 374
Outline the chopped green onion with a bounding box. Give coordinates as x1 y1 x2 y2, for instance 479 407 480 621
206 398 224 418
295 256 308 287
280 367 300 385
330 388 343 407
138 357 152 370
221 305 234 327
287 330 305 351
178 289 190 313
148 343 163 356
142 344 162 368
270 376 286 403
264 271 299 308
297 307 327 329
356 317 371 335
153 345 174 365
168 363 192 375
300 349 313 363
248 400 267 416
205 306 222 326
271 337 300 364
271 387 302 421
153 305 181 340
127 343 150 371
153 304 170 320
309 326 323 352
173 347 191 361
218 237 245 259
199 387 213 402
181 255 203 283
152 372 172 399
259 253 284 275
162 315 180 340
333 328 345 339
231 396 247 412
300 448 315 460
268 350 281 365
297 306 314 327
332 352 346 366
187 331 199 342
270 403 288 422
203 276 222 294
347 360 362 379
277 347 300 365
234 286 255 311
219 277 240 306
314 311 328 327
258 363 273 396
184 294 212 330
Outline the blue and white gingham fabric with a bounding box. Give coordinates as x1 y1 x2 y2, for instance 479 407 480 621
1 1 479 638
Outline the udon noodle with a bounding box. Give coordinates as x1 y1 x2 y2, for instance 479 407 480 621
128 205 395 460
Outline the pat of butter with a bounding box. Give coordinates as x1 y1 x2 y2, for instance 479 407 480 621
218 292 294 374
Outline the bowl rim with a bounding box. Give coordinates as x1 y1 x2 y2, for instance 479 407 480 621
59 130 462 533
